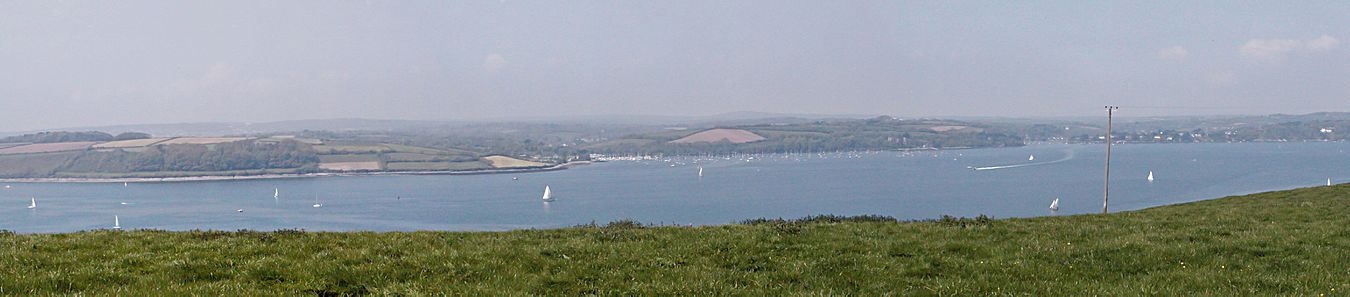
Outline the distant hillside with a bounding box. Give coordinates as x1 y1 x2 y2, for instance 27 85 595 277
997 112 1350 143
669 129 767 144
586 116 1024 155
0 131 115 144
3 119 460 138
1 112 877 138
0 132 559 179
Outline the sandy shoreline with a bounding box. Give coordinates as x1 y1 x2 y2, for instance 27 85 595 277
0 161 592 184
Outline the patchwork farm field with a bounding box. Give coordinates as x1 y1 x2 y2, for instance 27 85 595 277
483 155 547 168
384 152 447 162
259 136 323 145
313 142 493 173
317 153 383 171
384 161 489 171
668 129 766 144
312 144 396 154
753 130 831 138
158 137 252 145
318 162 382 171
92 138 173 149
381 144 457 155
317 154 380 163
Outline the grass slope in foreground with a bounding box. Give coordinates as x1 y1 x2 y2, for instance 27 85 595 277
4 186 1350 295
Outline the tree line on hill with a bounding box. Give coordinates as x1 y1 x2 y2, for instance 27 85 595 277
296 129 593 163
587 117 1025 155
61 140 318 174
1014 118 1348 143
0 131 151 144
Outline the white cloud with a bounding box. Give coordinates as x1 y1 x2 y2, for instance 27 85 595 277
483 54 508 73
1157 46 1189 60
1306 35 1339 51
1240 39 1302 58
1240 35 1339 59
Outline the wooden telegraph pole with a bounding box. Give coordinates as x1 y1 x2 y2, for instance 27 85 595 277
1102 106 1119 213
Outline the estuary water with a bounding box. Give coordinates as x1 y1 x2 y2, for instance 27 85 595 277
3 142 1348 233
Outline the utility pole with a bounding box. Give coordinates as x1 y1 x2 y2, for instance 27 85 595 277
1102 106 1119 214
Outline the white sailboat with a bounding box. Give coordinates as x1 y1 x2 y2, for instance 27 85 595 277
123 182 128 187
1028 155 1035 161
1049 198 1059 211
1147 171 1155 182
542 186 553 202
274 188 279 200
113 216 121 230
313 194 322 208
28 197 36 209
698 167 704 177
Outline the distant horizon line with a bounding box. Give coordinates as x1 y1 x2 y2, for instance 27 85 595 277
6 110 1350 135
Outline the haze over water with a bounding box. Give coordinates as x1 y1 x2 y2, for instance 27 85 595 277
3 142 1348 233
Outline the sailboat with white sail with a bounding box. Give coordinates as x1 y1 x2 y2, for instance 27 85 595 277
1028 155 1035 161
1147 171 1154 182
312 193 322 208
113 216 121 230
542 186 553 202
1049 198 1059 211
698 167 704 177
27 197 36 209
274 188 279 200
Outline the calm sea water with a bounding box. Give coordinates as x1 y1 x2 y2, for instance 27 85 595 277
2 142 1348 233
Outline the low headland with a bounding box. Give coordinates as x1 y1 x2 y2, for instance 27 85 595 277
0 161 591 184
0 117 1028 182
2 184 1347 294
0 131 582 182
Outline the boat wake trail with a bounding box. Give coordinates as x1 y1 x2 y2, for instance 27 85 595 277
973 148 1077 171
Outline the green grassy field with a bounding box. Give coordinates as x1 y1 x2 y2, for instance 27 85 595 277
317 154 381 163
383 161 488 171
315 143 485 173
0 151 81 178
3 185 1349 295
312 144 395 154
49 168 307 179
383 152 445 162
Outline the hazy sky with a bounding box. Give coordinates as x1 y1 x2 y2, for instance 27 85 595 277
3 1 1350 131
